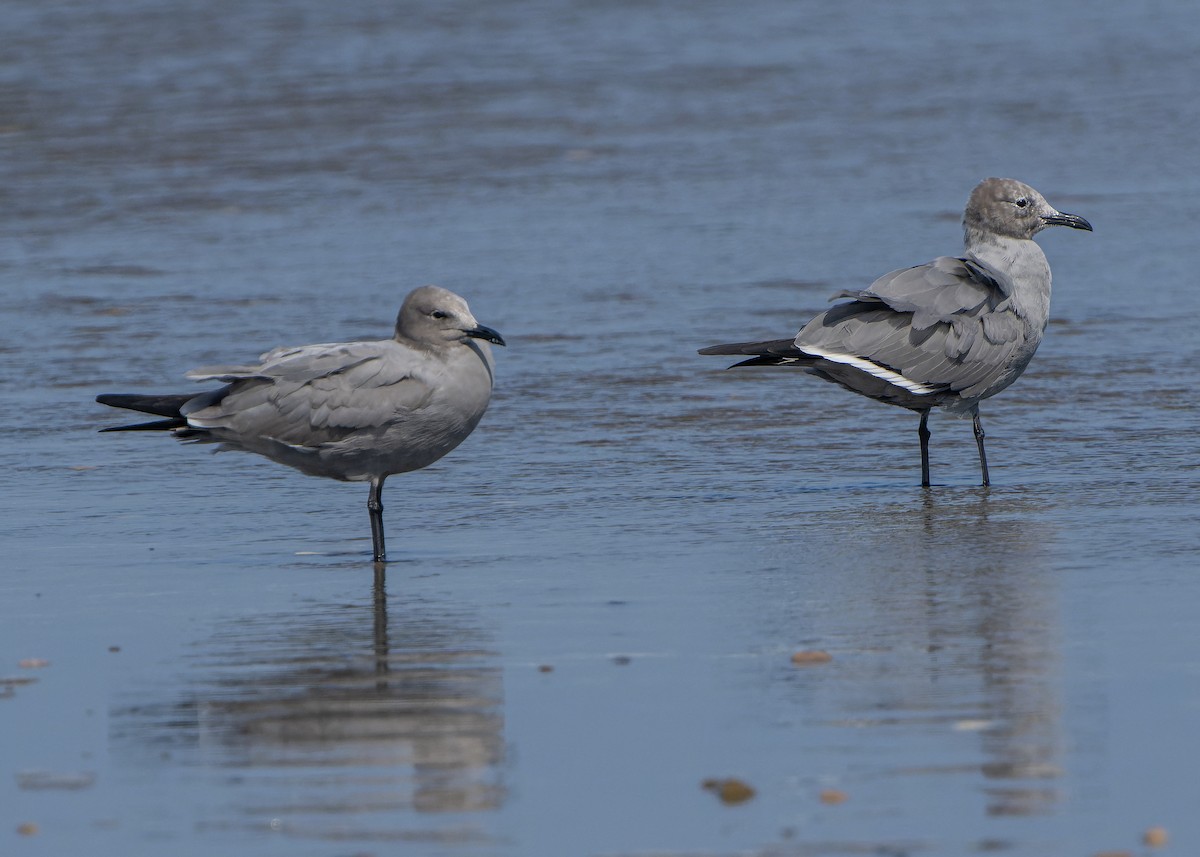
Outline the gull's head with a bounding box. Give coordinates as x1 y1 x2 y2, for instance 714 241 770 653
396 286 506 348
964 177 1092 241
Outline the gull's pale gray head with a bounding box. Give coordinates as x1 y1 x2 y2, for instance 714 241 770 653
964 177 1092 240
396 286 506 348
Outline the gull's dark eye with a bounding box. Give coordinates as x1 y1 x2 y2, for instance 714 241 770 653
431 310 448 319
1014 197 1029 209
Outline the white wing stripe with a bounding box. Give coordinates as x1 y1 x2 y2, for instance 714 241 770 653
799 346 940 395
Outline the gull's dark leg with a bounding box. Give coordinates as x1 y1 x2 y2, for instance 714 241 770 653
368 476 387 562
918 409 932 487
972 411 990 487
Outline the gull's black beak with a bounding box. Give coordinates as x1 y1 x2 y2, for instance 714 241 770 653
465 324 506 346
1041 211 1093 231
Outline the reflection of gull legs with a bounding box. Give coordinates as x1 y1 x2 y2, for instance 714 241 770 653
373 572 389 686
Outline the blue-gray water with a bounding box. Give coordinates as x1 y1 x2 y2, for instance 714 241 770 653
2 1 1198 855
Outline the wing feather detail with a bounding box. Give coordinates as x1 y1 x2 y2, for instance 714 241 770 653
797 257 1027 401
183 341 435 446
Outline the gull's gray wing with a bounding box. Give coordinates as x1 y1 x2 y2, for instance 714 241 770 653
183 341 435 446
798 256 1027 400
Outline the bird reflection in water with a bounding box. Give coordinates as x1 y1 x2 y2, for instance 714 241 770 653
116 570 506 842
914 489 1065 818
784 488 1068 823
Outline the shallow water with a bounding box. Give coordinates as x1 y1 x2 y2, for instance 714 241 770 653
3 1 1199 855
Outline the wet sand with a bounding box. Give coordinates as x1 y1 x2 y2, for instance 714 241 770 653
2 2 1199 855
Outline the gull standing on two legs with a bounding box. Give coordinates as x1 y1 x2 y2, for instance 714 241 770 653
97 286 505 562
699 177 1092 486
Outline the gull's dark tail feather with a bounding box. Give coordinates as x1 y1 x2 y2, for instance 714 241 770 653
96 392 191 432
698 338 812 368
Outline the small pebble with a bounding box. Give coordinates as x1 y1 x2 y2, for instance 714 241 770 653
819 788 848 805
537 664 554 673
1143 827 1169 848
791 650 832 666
17 822 38 836
612 655 632 666
108 646 121 653
953 719 994 732
18 659 50 669
1092 851 1133 857
702 777 756 805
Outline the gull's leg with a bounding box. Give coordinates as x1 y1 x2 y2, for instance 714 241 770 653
972 411 990 487
918 409 932 488
368 476 387 562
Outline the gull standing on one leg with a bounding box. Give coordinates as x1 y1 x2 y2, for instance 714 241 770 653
97 286 505 562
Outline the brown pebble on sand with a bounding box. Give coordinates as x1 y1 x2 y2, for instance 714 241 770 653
702 777 756 805
1143 827 1169 848
819 788 848 805
537 664 553 673
108 646 121 653
791 650 832 665
17 822 38 836
18 659 50 669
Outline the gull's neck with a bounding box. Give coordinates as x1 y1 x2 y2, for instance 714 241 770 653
963 227 1052 330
